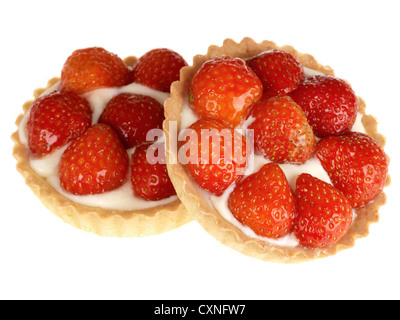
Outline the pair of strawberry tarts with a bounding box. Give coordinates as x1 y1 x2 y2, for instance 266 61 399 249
164 38 389 263
13 38 390 263
13 47 192 237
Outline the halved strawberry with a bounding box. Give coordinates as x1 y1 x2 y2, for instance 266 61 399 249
132 48 188 92
247 49 304 96
98 93 164 149
228 162 296 238
189 56 263 127
130 142 176 201
60 47 132 94
27 90 92 157
316 132 389 208
183 118 249 196
59 124 129 195
289 75 359 137
294 173 353 248
248 95 316 163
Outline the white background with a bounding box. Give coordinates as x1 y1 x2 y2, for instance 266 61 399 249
1 0 399 300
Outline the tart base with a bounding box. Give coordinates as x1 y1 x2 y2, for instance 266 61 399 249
12 57 192 237
164 37 390 263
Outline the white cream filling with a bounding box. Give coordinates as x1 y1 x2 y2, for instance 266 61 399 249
20 82 177 210
180 66 366 247
303 66 325 77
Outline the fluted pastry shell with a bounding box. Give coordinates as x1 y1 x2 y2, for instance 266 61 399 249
164 38 390 263
12 57 192 237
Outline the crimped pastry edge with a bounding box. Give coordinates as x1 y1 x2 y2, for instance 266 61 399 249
11 56 192 237
164 37 390 263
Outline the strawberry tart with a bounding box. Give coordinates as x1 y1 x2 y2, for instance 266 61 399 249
164 38 390 263
12 47 192 237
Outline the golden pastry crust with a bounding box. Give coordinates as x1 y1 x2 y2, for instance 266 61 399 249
12 57 192 237
164 37 390 263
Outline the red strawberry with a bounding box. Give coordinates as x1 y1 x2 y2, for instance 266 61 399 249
228 162 296 238
289 75 359 137
247 49 304 96
130 143 176 201
316 132 388 208
59 124 129 195
294 173 353 248
132 48 188 92
184 118 249 196
60 47 132 94
248 95 316 164
189 56 263 127
98 93 164 148
27 90 92 157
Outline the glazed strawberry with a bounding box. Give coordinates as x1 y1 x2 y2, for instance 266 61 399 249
130 143 176 201
98 93 164 148
247 49 304 96
184 118 249 196
316 132 388 208
289 75 359 137
60 47 132 94
132 48 188 92
59 124 129 195
248 95 316 163
228 163 295 238
27 91 92 157
294 173 353 248
189 56 263 127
